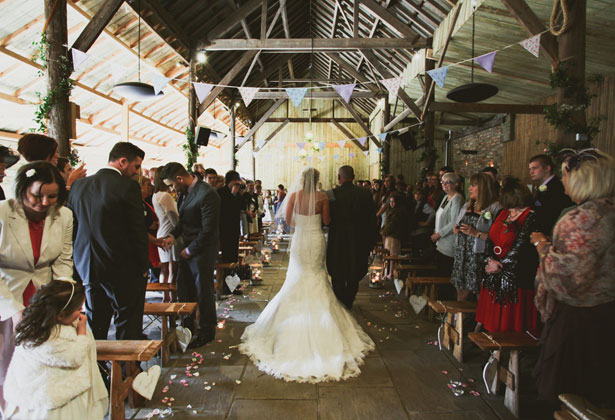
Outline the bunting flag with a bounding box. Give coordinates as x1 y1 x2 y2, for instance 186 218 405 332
238 87 259 107
363 150 369 156
319 155 326 162
111 64 127 82
337 140 347 148
474 51 497 73
152 75 170 95
357 137 367 147
256 139 267 149
334 83 356 103
380 76 403 99
378 133 388 142
318 141 326 150
519 34 541 58
296 142 306 149
286 87 308 108
293 156 299 161
193 82 214 104
71 48 89 71
349 153 355 158
306 156 312 162
333 154 340 161
377 148 383 154
426 66 449 89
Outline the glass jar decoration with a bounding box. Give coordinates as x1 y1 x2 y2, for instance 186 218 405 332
250 262 263 286
271 238 280 252
369 255 385 289
261 247 272 265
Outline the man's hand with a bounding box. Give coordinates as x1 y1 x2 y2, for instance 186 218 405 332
161 235 174 250
180 248 191 260
430 232 441 242
67 163 87 187
485 258 503 274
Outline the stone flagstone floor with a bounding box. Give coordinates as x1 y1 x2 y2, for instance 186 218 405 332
126 239 551 420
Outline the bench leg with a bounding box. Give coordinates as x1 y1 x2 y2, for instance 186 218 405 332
453 312 464 363
442 313 452 351
161 315 169 365
126 362 144 409
427 285 436 321
109 360 138 420
489 350 501 394
504 350 520 417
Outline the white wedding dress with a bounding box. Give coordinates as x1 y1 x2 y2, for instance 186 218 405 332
239 213 375 383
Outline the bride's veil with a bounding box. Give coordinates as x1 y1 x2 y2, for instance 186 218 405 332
275 167 320 227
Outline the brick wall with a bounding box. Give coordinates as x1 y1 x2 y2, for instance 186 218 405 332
451 118 504 180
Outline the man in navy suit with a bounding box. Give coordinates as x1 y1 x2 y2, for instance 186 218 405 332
529 154 574 236
68 142 149 341
161 162 220 348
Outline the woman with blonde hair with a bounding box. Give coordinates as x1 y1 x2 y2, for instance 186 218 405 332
451 173 501 301
531 149 615 407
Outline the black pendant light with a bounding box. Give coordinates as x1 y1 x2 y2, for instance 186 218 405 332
113 0 163 101
447 12 498 103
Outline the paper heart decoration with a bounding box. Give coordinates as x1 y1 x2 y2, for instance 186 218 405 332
132 365 161 400
409 295 427 314
394 278 404 295
176 326 192 353
225 275 241 293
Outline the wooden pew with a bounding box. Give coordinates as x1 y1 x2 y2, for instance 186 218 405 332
143 302 197 364
96 340 162 420
555 394 615 420
406 276 451 300
215 262 237 300
146 282 177 292
427 299 477 362
468 331 540 417
397 264 437 297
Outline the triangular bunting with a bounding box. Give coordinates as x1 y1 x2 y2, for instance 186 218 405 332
285 87 308 108
474 51 497 73
319 156 326 161
426 66 449 89
349 153 355 158
71 48 89 71
337 140 347 149
193 82 214 104
380 76 403 99
377 148 383 154
238 87 259 107
293 156 299 161
306 156 312 162
334 83 356 103
111 64 127 82
296 142 306 149
519 34 541 58
318 142 326 150
256 139 266 149
152 75 170 95
333 154 340 161
363 150 369 156
378 133 388 142
357 137 367 147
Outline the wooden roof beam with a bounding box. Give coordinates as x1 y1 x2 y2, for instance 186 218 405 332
429 102 547 114
330 119 367 151
257 119 290 151
326 53 378 93
253 91 382 99
204 0 265 43
336 99 380 147
204 37 427 51
70 0 125 55
359 0 423 43
236 98 285 150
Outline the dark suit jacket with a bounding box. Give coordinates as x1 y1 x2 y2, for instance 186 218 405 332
533 176 574 235
172 179 220 256
326 182 378 280
217 186 240 239
67 168 149 284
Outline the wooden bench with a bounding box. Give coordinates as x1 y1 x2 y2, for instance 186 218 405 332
427 299 477 362
397 264 437 296
554 394 615 420
146 282 177 292
405 276 451 320
468 331 540 417
96 340 162 420
143 302 197 364
215 262 237 300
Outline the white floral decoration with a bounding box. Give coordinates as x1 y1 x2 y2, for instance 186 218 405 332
483 211 492 220
538 185 548 192
25 169 36 178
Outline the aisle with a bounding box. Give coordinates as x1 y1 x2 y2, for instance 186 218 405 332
130 243 534 420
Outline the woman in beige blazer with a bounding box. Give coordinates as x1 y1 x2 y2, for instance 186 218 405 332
0 161 72 410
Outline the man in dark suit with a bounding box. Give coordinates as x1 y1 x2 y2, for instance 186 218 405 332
529 154 574 236
68 142 149 341
326 165 378 309
161 162 220 348
217 170 241 263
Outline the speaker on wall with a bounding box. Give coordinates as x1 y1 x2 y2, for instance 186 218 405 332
195 126 211 146
398 130 417 151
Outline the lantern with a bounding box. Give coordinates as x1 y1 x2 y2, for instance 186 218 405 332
250 262 263 285
261 247 272 265
369 256 385 289
272 239 280 252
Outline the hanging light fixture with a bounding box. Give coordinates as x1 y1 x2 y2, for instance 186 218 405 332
446 12 498 103
113 0 164 101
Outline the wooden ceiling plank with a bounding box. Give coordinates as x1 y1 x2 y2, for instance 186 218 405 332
279 0 291 38
325 52 378 92
142 0 192 54
0 14 44 47
70 0 125 54
359 0 422 41
205 37 426 50
327 1 340 79
355 0 391 72
204 0 265 43
429 102 547 113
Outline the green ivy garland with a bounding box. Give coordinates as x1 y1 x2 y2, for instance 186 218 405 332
543 63 601 141
183 127 198 170
32 32 79 166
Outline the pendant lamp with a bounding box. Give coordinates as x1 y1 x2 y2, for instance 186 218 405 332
113 0 163 101
446 13 498 103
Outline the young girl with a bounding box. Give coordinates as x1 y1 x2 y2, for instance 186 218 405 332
3 280 108 419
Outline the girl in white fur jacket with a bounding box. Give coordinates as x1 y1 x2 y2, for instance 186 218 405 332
3 280 108 419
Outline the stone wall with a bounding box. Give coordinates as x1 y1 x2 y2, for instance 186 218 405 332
450 117 504 180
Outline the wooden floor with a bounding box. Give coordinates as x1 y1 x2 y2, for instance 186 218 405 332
127 240 552 420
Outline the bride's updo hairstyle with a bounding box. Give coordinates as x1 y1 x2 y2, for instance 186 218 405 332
301 167 320 192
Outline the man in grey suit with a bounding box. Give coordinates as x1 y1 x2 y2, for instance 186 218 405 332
161 162 220 348
326 165 378 309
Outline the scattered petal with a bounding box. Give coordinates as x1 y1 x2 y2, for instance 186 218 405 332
235 380 242 384
441 370 448 375
170 374 177 380
204 386 212 391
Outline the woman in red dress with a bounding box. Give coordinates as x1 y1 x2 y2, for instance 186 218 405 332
476 176 539 335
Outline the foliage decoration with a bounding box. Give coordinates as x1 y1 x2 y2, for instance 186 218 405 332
183 127 198 170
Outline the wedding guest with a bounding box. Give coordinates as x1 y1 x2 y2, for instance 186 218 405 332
152 168 179 302
245 181 259 234
381 193 410 280
482 166 498 182
17 134 86 190
410 187 435 259
56 157 73 183
68 142 149 341
215 175 225 190
140 177 161 278
476 176 539 334
263 189 275 222
161 162 220 348
427 173 444 208
0 161 72 410
218 170 241 264
238 182 250 237
0 146 19 201
531 149 615 407
255 183 265 231
192 163 206 180
4 280 108 419
204 168 217 186
439 166 454 181
376 175 396 229
371 179 383 204
431 172 464 276
451 173 501 301
529 154 573 236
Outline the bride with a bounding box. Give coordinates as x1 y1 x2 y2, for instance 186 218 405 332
238 167 375 383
